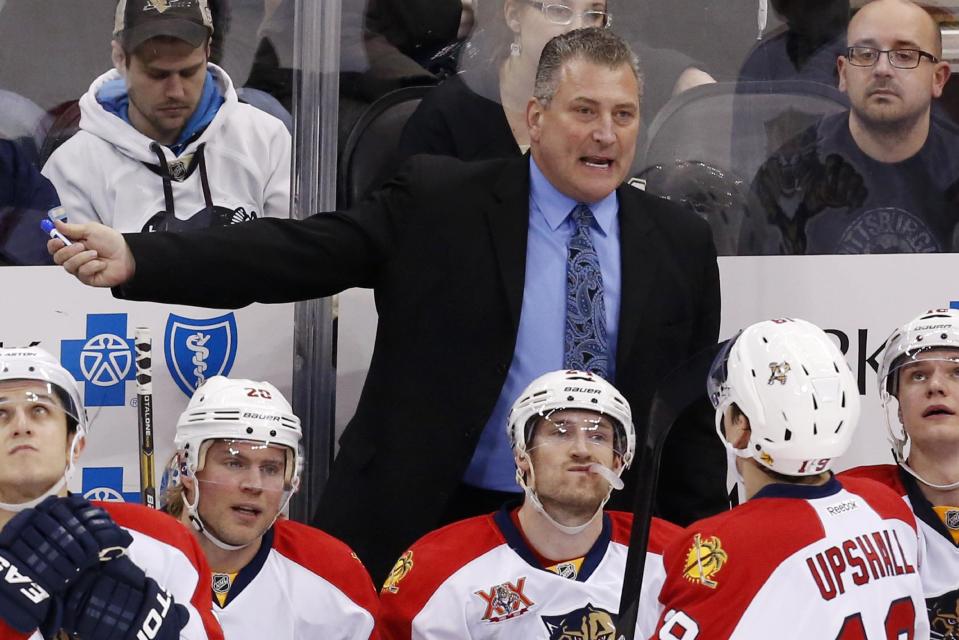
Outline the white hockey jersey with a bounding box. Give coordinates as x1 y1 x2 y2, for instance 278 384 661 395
652 476 929 639
2 501 223 640
211 518 377 640
42 64 291 232
377 508 680 640
842 463 959 639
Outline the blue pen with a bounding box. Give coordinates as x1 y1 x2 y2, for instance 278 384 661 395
41 219 72 246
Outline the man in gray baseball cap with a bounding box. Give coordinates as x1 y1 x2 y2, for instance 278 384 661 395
42 0 292 232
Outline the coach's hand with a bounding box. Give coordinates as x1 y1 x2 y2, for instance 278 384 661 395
48 220 136 288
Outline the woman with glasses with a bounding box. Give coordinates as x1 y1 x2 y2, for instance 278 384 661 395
397 0 713 164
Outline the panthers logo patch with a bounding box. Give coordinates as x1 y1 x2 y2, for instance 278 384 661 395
768 361 790 385
542 603 616 639
683 533 728 588
929 588 959 640
381 550 413 594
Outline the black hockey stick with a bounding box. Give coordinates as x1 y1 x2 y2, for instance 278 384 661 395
617 342 724 640
135 327 157 509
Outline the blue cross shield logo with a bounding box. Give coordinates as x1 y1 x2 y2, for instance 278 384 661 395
82 467 140 503
62 314 135 406
164 313 238 397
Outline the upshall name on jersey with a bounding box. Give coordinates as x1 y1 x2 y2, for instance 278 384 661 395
806 528 916 601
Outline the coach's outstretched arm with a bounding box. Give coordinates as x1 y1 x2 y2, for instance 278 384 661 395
48 220 136 287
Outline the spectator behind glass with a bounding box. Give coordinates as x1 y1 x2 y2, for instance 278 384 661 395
0 0 60 265
42 0 291 233
397 0 714 163
746 0 959 255
0 136 59 265
738 0 850 86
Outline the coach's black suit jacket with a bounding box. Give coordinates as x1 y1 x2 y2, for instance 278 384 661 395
118 154 724 583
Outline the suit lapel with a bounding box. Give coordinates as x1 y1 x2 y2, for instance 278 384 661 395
484 157 531 328
616 184 658 370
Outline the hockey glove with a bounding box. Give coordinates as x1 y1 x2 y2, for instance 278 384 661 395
0 496 133 593
0 547 59 633
62 555 189 640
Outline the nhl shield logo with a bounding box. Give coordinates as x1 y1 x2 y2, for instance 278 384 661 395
164 313 238 397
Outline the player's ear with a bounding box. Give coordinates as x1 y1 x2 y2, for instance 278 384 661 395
69 433 86 465
180 473 196 501
515 453 530 477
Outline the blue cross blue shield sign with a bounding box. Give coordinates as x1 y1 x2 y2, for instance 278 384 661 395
164 313 238 397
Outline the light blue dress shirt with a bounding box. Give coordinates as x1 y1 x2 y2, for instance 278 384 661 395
462 156 622 491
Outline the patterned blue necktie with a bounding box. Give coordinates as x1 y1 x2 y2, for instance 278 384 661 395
564 204 610 379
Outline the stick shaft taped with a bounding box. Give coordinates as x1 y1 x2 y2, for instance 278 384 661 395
135 327 156 509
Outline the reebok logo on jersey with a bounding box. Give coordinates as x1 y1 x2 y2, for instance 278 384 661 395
825 499 859 516
806 528 916 601
475 577 534 622
0 555 49 604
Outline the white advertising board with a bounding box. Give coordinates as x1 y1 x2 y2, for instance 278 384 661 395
719 254 959 472
337 254 959 473
1 267 294 503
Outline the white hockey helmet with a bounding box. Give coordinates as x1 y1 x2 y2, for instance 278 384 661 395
0 347 88 511
175 376 302 486
878 308 959 475
507 370 634 535
174 376 302 550
707 318 860 476
508 369 635 467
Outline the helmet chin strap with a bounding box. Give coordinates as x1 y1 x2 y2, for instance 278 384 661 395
518 452 620 536
0 431 83 513
183 476 297 552
899 460 959 491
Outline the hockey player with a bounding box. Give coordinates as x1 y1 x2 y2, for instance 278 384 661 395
163 376 378 639
653 318 929 639
0 347 222 640
376 369 679 639
842 307 959 637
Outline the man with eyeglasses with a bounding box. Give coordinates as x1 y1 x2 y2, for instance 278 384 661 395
748 0 957 255
376 370 679 640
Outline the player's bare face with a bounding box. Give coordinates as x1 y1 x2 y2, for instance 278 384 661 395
897 350 959 453
0 380 71 504
527 409 621 522
527 58 639 205
124 38 208 145
195 440 289 547
838 0 946 134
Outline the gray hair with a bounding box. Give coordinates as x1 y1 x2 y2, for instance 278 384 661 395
533 27 643 105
